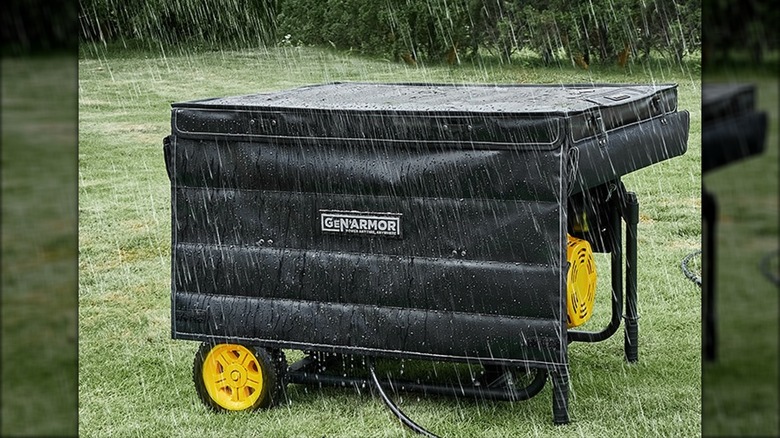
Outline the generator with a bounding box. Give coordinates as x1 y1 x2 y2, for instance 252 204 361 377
164 82 689 426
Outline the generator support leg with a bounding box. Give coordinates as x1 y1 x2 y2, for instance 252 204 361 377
610 201 624 337
703 189 717 361
551 368 570 425
623 191 640 363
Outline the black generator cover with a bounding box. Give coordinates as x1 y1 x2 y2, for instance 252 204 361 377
702 84 767 173
167 82 689 368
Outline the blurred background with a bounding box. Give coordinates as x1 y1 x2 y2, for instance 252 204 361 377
1 1 78 437
700 1 778 437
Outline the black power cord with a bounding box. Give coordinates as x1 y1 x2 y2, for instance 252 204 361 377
368 365 440 438
760 249 780 286
681 248 779 287
681 249 702 287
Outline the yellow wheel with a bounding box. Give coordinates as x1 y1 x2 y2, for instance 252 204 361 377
193 343 280 411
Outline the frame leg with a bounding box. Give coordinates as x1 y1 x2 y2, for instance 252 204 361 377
703 189 717 361
552 368 570 425
623 191 640 363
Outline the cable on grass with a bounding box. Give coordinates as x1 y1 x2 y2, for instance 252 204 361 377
681 249 702 287
368 365 440 438
682 248 779 288
759 249 779 286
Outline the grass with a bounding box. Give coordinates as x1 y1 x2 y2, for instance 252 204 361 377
701 72 779 437
78 45 701 437
1 56 78 436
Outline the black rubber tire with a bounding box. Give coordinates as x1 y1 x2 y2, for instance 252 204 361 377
193 342 279 412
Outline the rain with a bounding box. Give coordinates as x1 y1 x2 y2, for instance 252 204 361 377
76 0 708 437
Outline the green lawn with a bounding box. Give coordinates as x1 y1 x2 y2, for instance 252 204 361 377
78 46 701 437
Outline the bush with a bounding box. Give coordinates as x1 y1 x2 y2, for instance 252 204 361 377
79 0 703 65
278 0 700 65
278 0 472 63
79 0 279 48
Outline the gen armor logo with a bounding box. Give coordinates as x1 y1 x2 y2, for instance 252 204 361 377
320 210 402 238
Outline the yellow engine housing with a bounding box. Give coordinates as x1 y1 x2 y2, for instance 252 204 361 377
566 235 597 328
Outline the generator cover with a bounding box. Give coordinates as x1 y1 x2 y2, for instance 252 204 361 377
166 82 689 368
702 84 767 173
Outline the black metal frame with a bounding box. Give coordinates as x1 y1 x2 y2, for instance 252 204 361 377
568 184 640 363
703 189 717 361
285 355 550 402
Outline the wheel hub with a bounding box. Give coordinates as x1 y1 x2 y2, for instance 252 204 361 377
227 365 247 388
200 344 266 410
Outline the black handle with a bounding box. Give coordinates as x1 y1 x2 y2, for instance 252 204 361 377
163 136 173 181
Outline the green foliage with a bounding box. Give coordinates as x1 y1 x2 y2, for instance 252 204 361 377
702 0 779 65
78 0 703 65
278 0 390 54
1 0 78 54
277 0 701 65
277 0 472 62
79 0 280 48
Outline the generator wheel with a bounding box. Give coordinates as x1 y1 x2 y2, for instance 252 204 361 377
193 342 279 412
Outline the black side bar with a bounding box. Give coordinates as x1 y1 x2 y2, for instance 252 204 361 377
568 189 624 343
568 186 641 364
285 356 548 402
